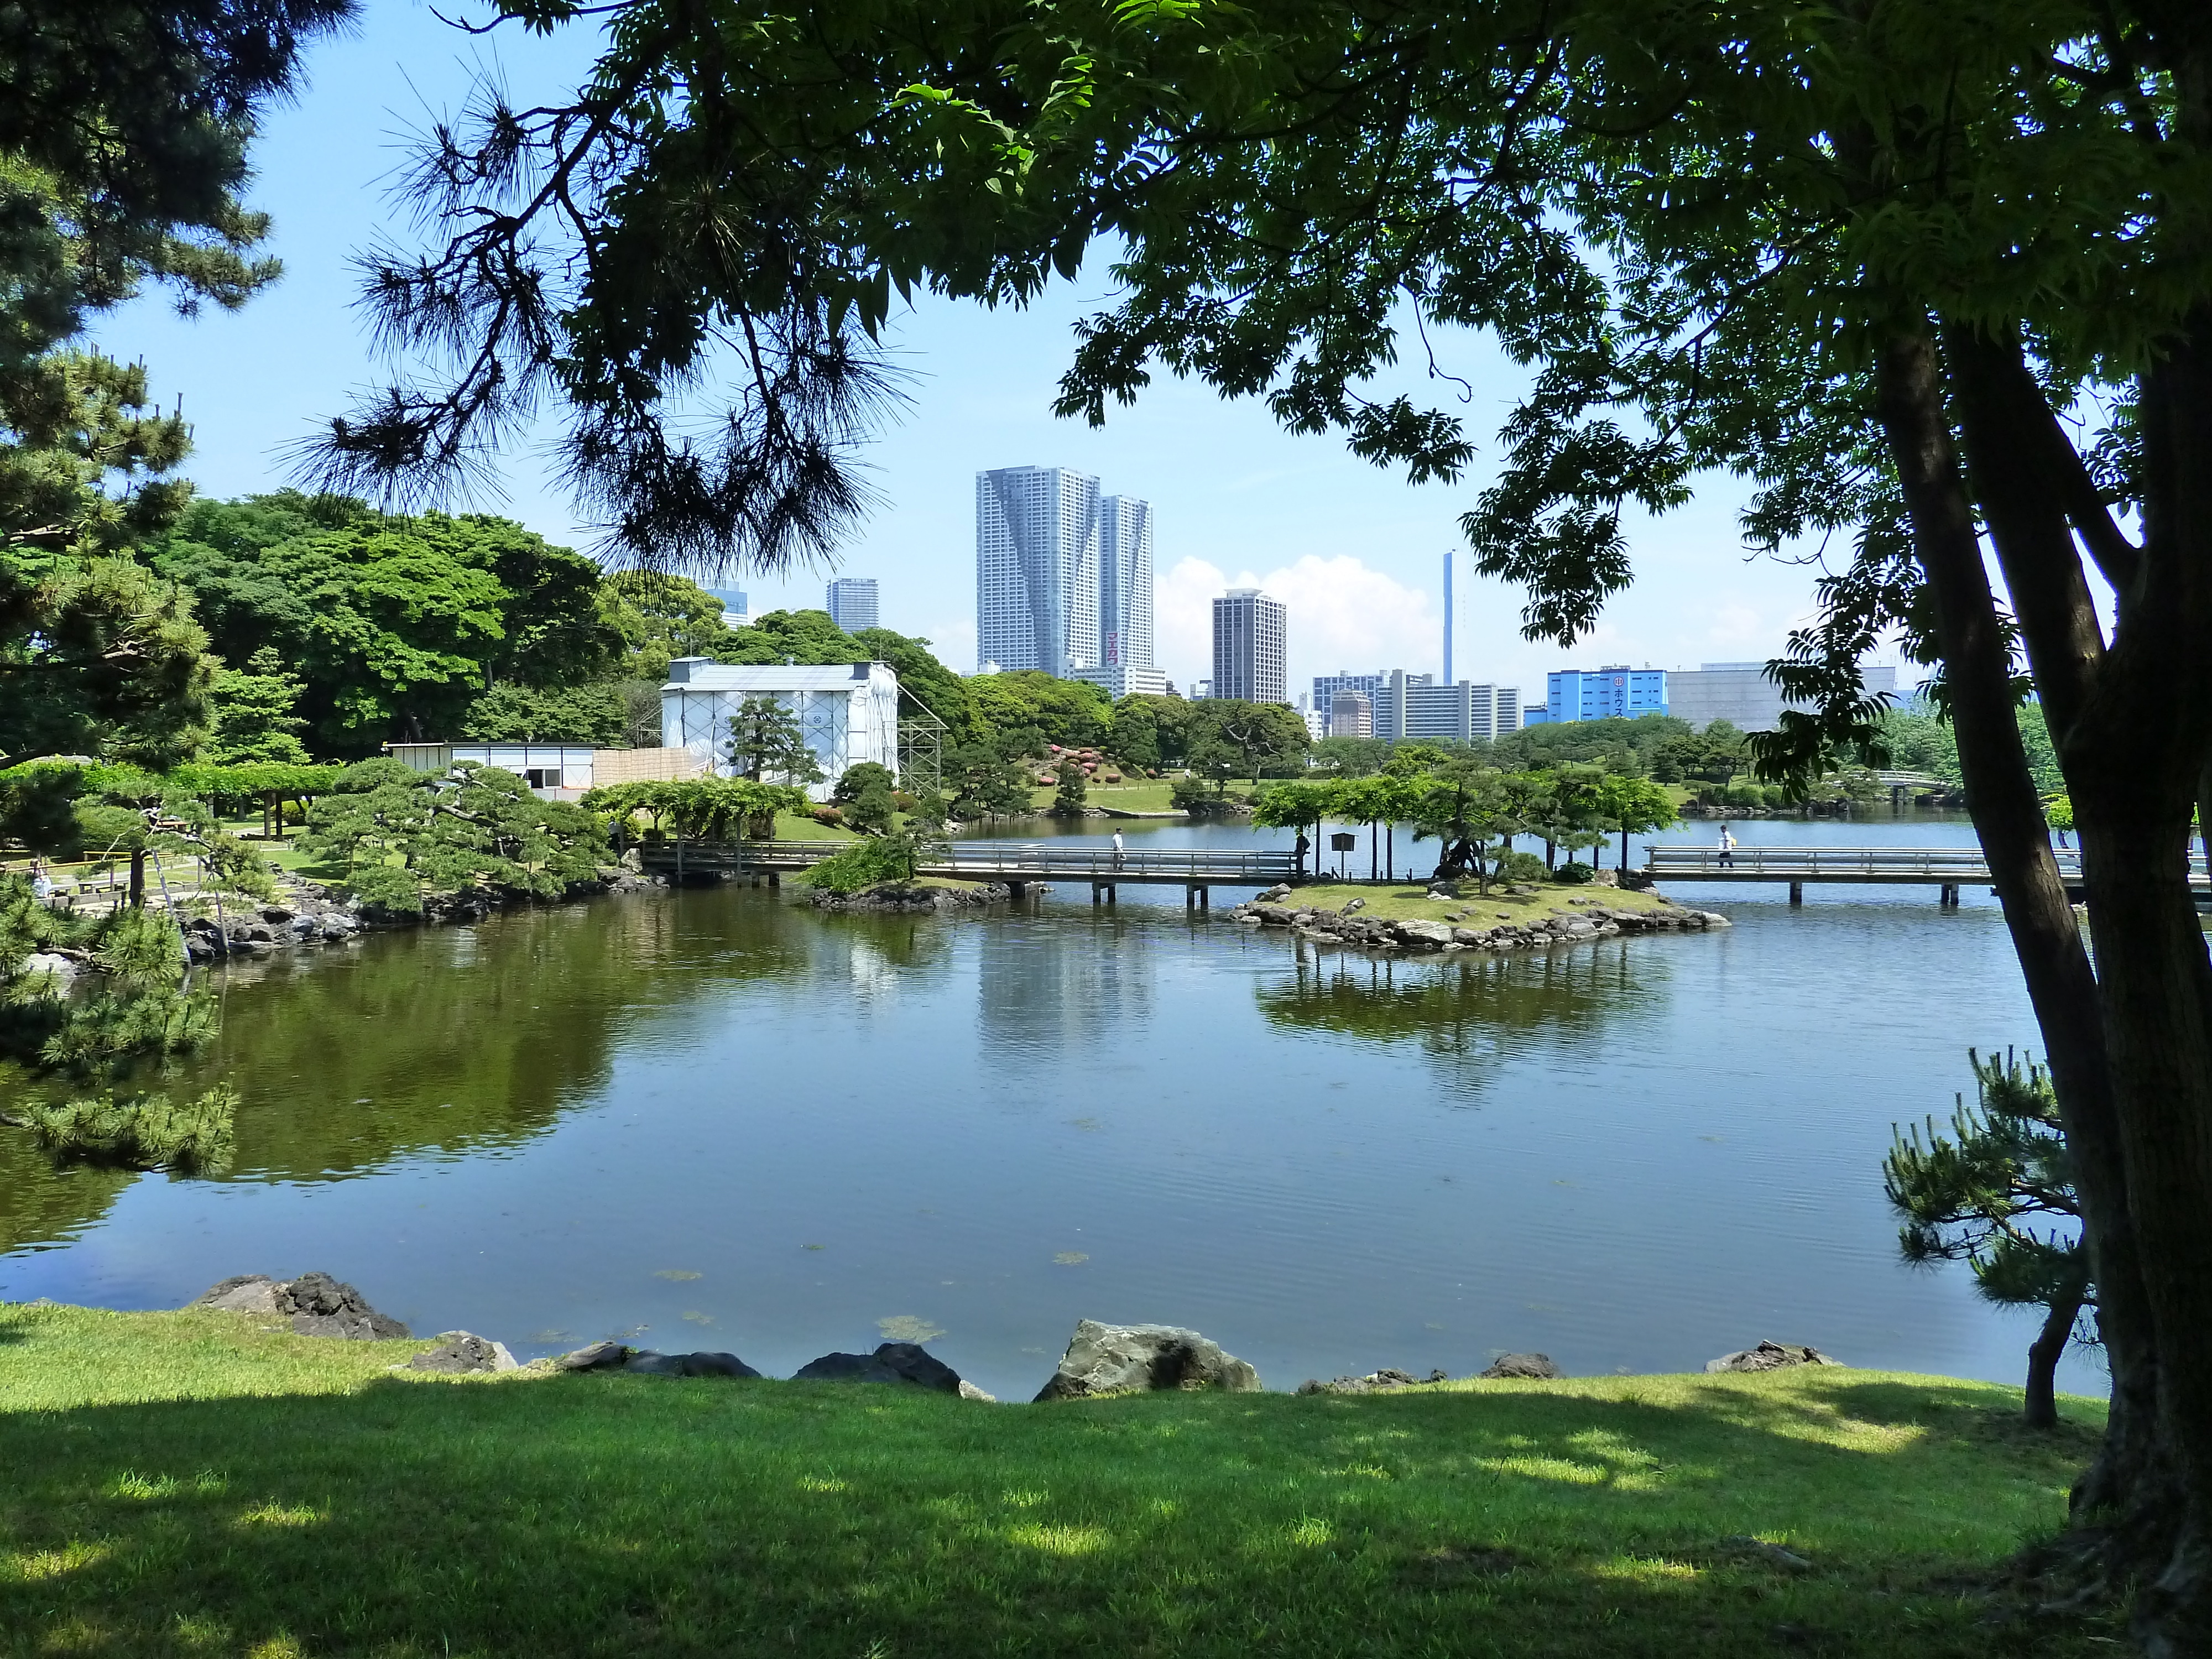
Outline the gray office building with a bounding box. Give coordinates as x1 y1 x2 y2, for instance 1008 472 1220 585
1212 588 1287 704
826 577 879 633
1328 690 1375 738
1372 670 1521 742
1666 661 1898 732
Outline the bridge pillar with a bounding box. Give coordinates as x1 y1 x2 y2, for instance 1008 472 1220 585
1092 882 1117 906
1187 884 1209 911
1789 879 1803 906
1940 882 1959 907
1006 880 1027 900
766 869 780 889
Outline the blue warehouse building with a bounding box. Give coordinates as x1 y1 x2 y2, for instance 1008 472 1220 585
1546 666 1668 724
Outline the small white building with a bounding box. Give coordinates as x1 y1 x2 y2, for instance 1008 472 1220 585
660 659 902 800
384 742 700 800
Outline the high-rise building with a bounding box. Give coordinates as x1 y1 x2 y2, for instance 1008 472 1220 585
1328 690 1374 738
826 577 879 633
1546 666 1669 724
975 466 1161 693
1091 494 1164 697
1665 662 1898 732
1313 670 1386 708
704 587 751 628
1212 588 1287 704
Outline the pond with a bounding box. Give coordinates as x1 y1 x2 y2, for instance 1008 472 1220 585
0 808 2099 1404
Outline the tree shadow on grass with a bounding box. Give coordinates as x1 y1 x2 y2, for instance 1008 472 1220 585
0 1361 2117 1658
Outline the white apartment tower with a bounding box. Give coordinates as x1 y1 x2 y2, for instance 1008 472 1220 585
976 466 1162 694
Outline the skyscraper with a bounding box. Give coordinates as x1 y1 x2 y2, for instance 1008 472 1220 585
975 466 1161 693
1212 588 1287 705
826 577 878 633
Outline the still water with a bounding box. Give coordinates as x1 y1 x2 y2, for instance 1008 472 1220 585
0 810 2095 1403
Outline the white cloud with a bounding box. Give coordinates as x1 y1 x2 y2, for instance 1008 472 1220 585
1159 553 1439 693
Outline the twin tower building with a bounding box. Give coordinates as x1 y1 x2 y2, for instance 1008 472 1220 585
975 466 1168 698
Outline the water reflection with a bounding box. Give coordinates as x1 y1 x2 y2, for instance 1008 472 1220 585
1259 942 1661 1100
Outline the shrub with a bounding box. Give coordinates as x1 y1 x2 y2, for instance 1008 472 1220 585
1553 860 1597 884
810 804 845 827
1495 850 1549 884
1169 774 1217 810
1723 783 1765 810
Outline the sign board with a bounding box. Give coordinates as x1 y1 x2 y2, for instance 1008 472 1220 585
1329 832 1357 852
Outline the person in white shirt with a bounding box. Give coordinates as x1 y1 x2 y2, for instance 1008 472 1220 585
1111 830 1125 870
1718 823 1737 867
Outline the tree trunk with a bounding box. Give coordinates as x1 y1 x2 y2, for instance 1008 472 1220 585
1876 326 2177 1583
128 849 144 907
2025 1276 2088 1433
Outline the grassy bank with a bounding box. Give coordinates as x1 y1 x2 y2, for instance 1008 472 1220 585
1284 880 1684 928
0 1302 2112 1656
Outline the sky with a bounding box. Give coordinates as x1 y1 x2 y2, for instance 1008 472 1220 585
93 0 1902 703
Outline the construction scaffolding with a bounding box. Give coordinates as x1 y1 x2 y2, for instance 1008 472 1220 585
897 691 948 802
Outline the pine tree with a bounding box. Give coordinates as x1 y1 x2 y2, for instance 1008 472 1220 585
722 697 825 787
1885 1051 2089 1430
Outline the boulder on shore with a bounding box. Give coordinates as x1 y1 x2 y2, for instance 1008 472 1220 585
1479 1353 1562 1380
1705 1340 1839 1374
1296 1366 1447 1395
555 1339 631 1371
408 1331 518 1374
793 1341 962 1393
618 1349 763 1378
187 1272 410 1340
1034 1319 1261 1401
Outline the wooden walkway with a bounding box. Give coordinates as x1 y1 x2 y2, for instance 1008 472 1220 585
639 839 1297 906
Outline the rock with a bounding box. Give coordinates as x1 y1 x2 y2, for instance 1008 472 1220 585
190 1275 290 1316
408 1332 519 1374
1479 1353 1561 1380
621 1350 687 1375
1255 884 1292 901
958 1379 998 1402
1034 1319 1261 1401
1705 1340 1839 1374
1699 911 1733 928
1296 1366 1448 1395
1721 1536 1815 1574
1249 904 1296 926
1451 927 1494 946
20 951 78 988
1340 897 1366 914
556 1339 631 1371
794 1341 962 1393
288 915 319 937
1391 920 1457 949
675 1350 762 1378
259 906 295 924
283 1271 411 1339
186 1271 410 1339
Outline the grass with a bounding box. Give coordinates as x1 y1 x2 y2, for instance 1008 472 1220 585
0 1301 2114 1657
1026 780 1183 813
1285 879 1686 927
773 810 858 842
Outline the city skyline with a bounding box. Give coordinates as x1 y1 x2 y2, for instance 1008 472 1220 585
974 465 1165 695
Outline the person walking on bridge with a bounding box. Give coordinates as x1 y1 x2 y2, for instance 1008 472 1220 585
1717 823 1736 868
1111 830 1126 871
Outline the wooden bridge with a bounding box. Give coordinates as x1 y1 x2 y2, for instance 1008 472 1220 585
1644 843 2212 906
638 839 1297 907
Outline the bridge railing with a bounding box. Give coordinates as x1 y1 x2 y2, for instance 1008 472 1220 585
1645 844 2021 878
655 839 1295 881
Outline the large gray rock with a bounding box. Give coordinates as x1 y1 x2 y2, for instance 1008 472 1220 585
408 1332 518 1374
1479 1353 1562 1380
1705 1340 1839 1374
1391 920 1457 949
555 1339 630 1371
19 952 77 989
187 1272 410 1339
1034 1319 1261 1401
794 1341 961 1393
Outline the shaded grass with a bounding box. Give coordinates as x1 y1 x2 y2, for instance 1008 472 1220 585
1288 880 1686 927
0 1302 2113 1656
1026 781 1182 813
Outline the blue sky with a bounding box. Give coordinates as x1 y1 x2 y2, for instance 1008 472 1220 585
93 0 1892 701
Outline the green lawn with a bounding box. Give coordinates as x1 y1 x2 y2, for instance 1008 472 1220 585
0 1301 2114 1657
1026 779 1183 813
